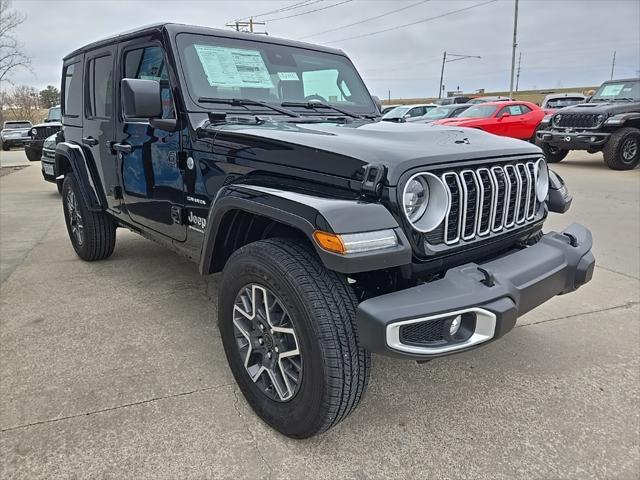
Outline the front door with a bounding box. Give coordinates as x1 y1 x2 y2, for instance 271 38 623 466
115 43 186 241
83 46 118 210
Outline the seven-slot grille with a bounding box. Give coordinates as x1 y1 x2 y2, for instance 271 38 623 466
555 113 599 129
436 161 540 246
33 125 60 140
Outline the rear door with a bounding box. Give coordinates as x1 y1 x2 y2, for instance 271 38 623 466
115 41 186 241
83 45 119 210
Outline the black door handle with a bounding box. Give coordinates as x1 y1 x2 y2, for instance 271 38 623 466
111 142 132 154
82 136 99 147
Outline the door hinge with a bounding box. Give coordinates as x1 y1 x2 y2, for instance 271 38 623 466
171 206 185 225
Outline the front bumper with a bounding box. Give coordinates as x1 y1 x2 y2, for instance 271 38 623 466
536 129 610 150
40 157 56 183
356 223 595 360
2 137 29 147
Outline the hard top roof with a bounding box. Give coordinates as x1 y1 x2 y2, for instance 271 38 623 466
63 22 345 60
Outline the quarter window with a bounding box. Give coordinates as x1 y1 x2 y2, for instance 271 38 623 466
124 46 175 119
86 55 113 118
62 62 82 117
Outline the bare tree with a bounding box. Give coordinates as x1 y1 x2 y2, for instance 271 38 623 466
2 85 40 122
0 0 31 83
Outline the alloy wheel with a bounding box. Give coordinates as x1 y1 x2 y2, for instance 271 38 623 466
232 284 302 402
66 190 84 246
621 137 638 162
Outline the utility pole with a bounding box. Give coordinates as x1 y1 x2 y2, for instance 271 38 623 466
610 50 616 80
438 51 481 99
508 0 519 99
226 17 267 34
515 51 522 92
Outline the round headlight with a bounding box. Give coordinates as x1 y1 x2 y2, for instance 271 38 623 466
402 172 449 232
403 176 428 221
553 114 562 126
535 158 549 202
30 128 37 136
596 114 605 125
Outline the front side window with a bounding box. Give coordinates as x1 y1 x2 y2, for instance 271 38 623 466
63 62 82 117
86 55 113 118
176 33 375 114
124 46 175 119
499 105 528 116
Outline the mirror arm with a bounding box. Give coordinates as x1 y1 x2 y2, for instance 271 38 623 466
149 117 179 132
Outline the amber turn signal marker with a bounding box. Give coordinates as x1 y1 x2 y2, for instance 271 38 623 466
313 230 346 254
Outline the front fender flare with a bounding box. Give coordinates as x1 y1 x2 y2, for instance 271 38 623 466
199 184 412 275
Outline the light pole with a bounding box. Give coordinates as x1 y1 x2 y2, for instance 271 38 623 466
508 0 519 99
438 52 481 99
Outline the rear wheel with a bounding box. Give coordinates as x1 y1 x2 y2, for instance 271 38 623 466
62 172 116 261
603 127 640 170
1 143 9 151
219 238 370 438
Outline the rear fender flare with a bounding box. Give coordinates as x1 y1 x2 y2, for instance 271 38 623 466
55 142 106 211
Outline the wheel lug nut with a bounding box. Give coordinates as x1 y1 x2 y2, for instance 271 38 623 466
267 352 272 358
259 324 264 331
258 338 263 345
275 347 279 353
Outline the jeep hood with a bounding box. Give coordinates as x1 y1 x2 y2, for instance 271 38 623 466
201 118 540 185
558 101 640 115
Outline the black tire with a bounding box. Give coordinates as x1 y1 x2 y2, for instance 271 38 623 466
1 143 9 151
603 127 640 170
539 142 569 163
219 238 370 438
61 172 116 261
25 147 41 161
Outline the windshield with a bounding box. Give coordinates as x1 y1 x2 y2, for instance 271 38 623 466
3 122 31 129
382 106 411 118
591 80 640 102
545 97 584 108
47 107 61 121
176 33 375 115
458 105 498 118
424 106 457 120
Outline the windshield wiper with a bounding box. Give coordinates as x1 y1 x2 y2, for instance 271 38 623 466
198 97 300 118
281 101 363 119
612 97 636 102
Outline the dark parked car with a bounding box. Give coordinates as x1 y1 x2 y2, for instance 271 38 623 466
434 96 471 105
40 132 63 193
536 78 640 169
1 120 32 150
25 105 62 161
54 23 594 439
413 104 471 124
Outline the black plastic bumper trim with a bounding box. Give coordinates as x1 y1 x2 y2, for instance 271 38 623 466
356 223 595 360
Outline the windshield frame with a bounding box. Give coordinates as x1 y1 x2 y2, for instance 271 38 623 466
172 32 378 117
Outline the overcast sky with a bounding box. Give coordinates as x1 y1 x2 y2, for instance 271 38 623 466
4 0 640 99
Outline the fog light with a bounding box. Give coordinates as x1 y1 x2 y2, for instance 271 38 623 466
590 136 597 142
449 315 462 335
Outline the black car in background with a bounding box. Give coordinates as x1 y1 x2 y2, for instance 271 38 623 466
413 104 471 124
1 120 32 150
40 132 62 193
25 106 62 161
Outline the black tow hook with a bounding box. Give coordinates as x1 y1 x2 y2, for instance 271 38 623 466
477 267 496 287
563 232 578 247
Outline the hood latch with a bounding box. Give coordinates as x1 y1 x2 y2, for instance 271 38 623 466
360 163 386 198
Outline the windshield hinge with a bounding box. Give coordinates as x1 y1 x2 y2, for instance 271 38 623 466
360 163 386 198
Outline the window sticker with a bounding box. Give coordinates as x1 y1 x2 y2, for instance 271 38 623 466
277 71 299 81
194 44 273 89
600 84 624 96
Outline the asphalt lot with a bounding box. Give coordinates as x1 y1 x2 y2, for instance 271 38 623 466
0 148 639 479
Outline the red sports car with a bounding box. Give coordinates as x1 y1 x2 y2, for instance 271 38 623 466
433 101 545 141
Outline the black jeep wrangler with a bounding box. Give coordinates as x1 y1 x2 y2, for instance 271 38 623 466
536 78 640 170
25 105 62 161
55 24 595 438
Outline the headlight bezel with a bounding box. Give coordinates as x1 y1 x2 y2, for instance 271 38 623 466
535 157 549 202
401 172 450 233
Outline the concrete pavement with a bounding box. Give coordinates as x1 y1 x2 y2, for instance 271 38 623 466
0 150 638 479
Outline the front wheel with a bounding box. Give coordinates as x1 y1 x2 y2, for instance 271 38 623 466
25 147 41 161
603 127 640 170
218 238 370 438
539 142 569 163
62 172 116 261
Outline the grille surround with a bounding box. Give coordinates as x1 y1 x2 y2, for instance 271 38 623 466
32 125 60 140
554 113 601 129
403 159 546 249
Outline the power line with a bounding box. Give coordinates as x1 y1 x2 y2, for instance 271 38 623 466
264 0 353 22
233 0 321 22
299 0 431 40
324 0 499 44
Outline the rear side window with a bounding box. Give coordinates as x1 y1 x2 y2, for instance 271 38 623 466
86 55 113 118
63 62 82 117
124 46 174 119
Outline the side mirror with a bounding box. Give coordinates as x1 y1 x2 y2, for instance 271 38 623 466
498 112 511 121
121 78 162 119
548 169 572 213
371 95 382 113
